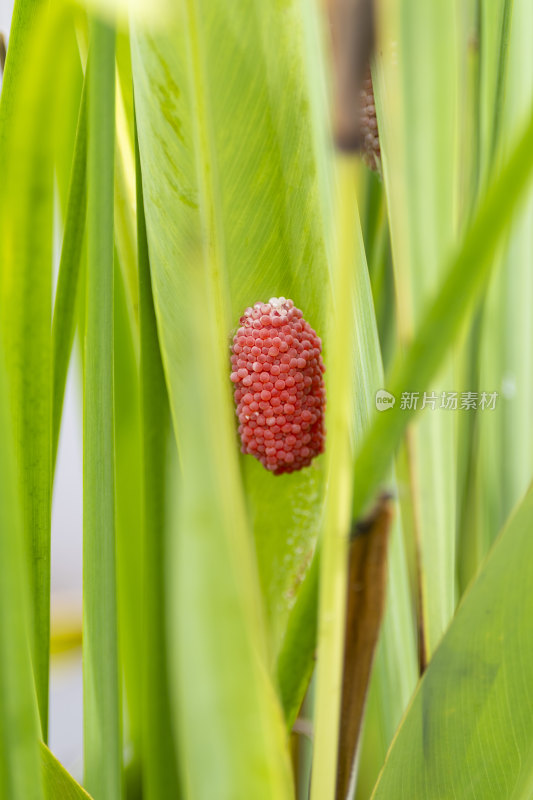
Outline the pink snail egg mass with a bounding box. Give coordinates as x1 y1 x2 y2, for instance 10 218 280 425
230 298 326 475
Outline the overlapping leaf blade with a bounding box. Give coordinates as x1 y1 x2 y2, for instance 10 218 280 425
131 1 335 794
372 483 533 799
41 744 92 800
131 0 332 656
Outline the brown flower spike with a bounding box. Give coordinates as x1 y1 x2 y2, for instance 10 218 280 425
230 298 326 475
360 68 380 171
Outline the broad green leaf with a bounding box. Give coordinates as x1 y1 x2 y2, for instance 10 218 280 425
83 16 122 799
132 1 333 795
372 483 533 799
0 353 43 800
166 266 293 799
136 125 181 798
374 0 461 660
131 0 332 660
41 743 92 800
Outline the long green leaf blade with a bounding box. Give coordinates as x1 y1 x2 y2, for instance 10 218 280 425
52 83 87 467
279 92 533 736
461 0 533 586
374 0 461 660
0 353 43 800
135 123 180 799
310 156 359 800
112 40 145 779
113 251 143 781
83 16 121 799
41 744 92 800
372 483 533 798
168 268 294 799
132 0 332 658
0 0 77 737
0 0 46 148
276 214 417 756
132 1 326 794
351 97 533 525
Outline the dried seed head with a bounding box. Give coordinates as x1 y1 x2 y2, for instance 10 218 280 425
230 298 326 475
359 68 380 172
0 33 6 75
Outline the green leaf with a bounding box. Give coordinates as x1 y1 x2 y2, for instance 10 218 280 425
310 157 360 799
41 743 92 800
132 1 337 793
0 0 80 737
478 0 513 183
490 0 533 512
53 19 84 216
81 0 174 29
166 264 294 799
131 0 332 658
0 353 43 800
113 43 145 779
0 0 47 150
374 0 461 660
460 0 533 588
135 123 180 798
114 60 139 342
83 16 122 799
279 83 533 749
52 82 87 467
114 253 143 772
0 0 54 737
350 90 533 540
276 214 417 766
372 482 533 799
